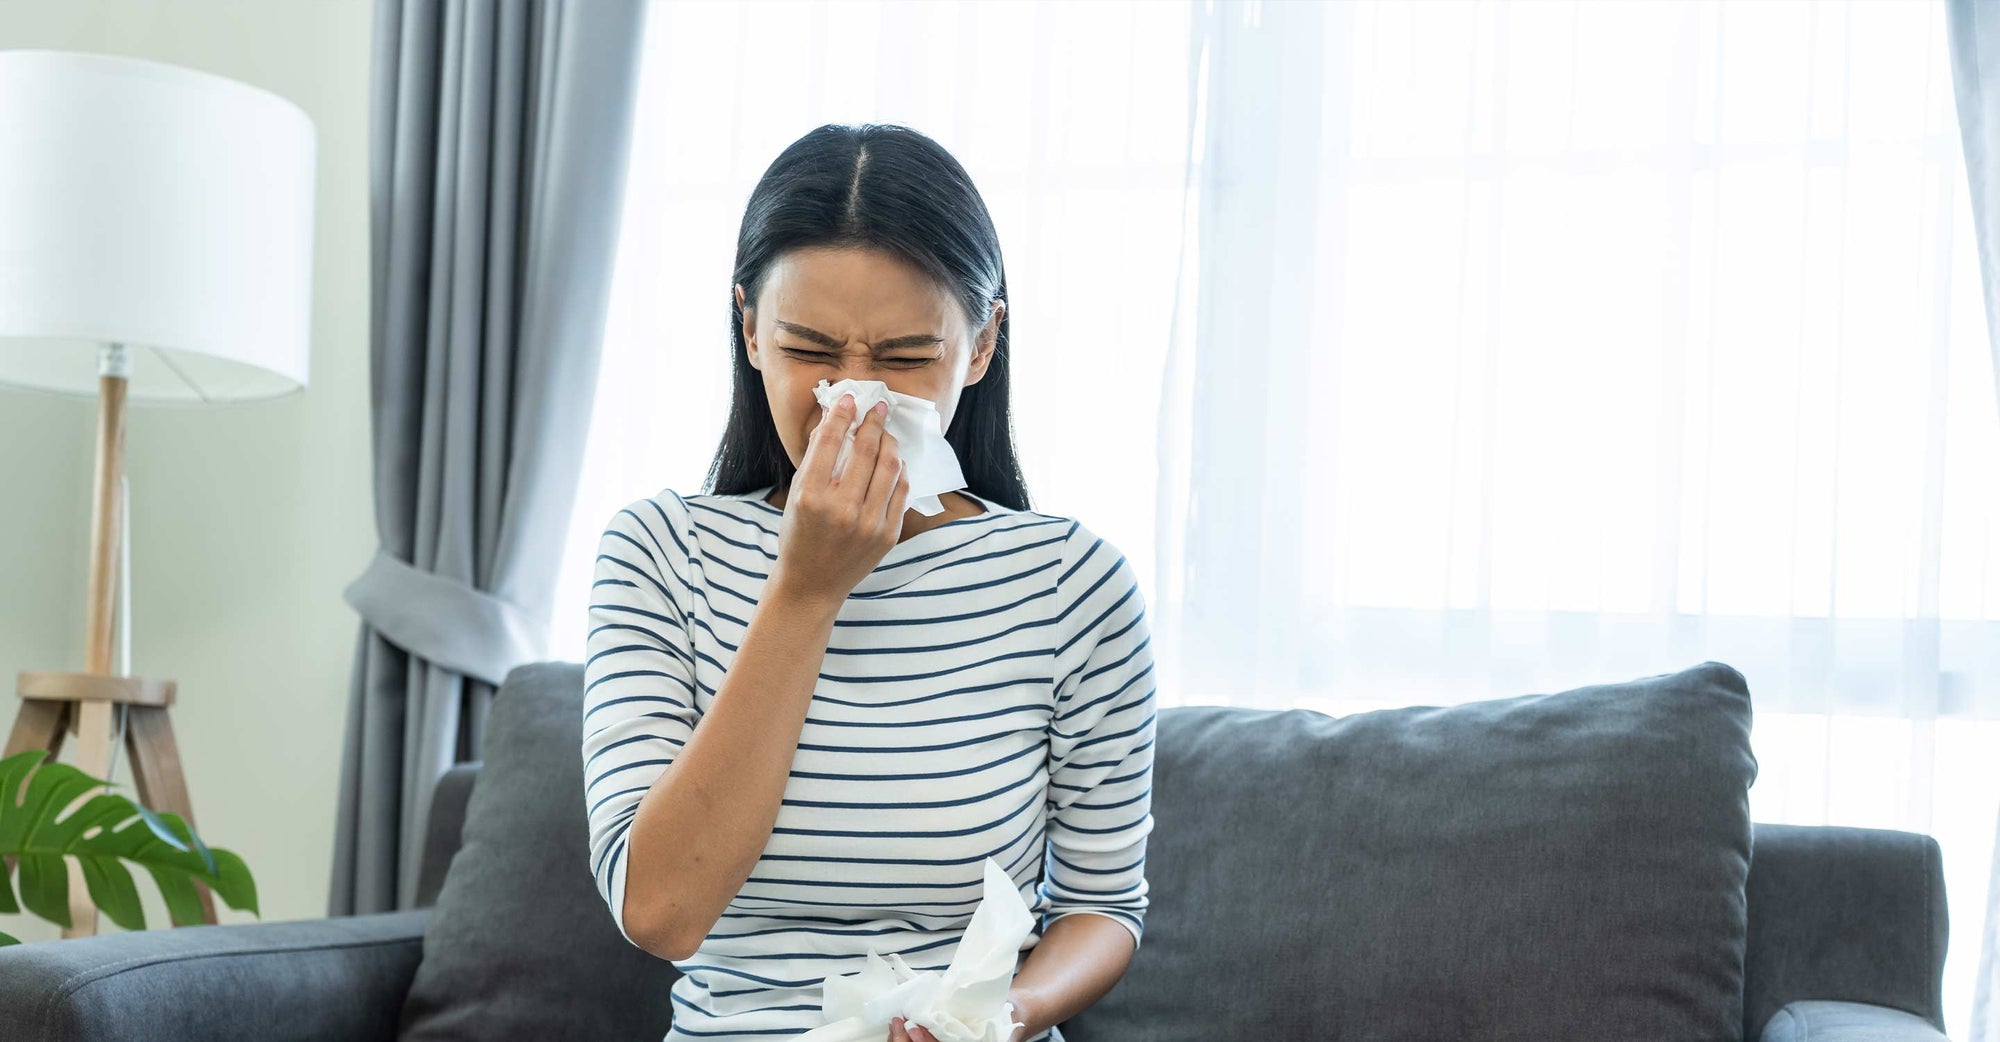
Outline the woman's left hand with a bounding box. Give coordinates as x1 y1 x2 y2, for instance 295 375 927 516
889 990 1032 1042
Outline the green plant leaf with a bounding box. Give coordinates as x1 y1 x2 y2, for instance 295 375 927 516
78 852 146 931
0 750 112 855
142 859 208 926
0 747 259 932
19 852 70 928
142 812 257 917
144 804 218 876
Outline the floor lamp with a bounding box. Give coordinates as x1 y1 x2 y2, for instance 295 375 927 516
0 51 316 938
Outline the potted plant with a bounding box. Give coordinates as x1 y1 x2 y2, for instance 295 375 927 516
0 748 257 945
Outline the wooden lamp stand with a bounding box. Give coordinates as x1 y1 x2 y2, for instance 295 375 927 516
3 348 217 936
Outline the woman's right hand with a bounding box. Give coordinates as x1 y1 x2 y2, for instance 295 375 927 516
768 393 911 608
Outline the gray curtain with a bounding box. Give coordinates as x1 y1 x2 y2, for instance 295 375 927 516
328 0 648 917
1945 3 2000 1037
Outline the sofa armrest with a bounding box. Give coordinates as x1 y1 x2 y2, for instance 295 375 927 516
1759 1000 1951 1041
0 908 429 1042
1744 823 1948 1038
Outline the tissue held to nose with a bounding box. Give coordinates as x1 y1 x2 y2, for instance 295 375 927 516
811 378 967 517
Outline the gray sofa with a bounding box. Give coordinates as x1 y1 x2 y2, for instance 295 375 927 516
0 660 1954 1041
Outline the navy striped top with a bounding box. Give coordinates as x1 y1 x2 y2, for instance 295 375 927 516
582 483 1157 1041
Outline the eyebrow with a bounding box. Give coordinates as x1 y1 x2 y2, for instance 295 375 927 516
775 320 943 352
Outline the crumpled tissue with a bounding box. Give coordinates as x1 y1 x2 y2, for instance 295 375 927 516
811 378 967 517
795 856 1034 1042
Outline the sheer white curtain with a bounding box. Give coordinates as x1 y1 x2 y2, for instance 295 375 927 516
1156 1 1997 1036
1940 1 2000 1034
554 0 2000 1037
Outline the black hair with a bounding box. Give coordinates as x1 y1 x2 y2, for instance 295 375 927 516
701 123 1032 512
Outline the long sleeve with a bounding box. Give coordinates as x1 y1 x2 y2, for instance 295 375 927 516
581 497 699 950
1042 520 1158 952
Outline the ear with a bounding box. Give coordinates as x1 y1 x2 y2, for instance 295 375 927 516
964 299 1005 386
737 283 761 371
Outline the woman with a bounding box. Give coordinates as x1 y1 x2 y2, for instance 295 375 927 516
582 123 1156 1042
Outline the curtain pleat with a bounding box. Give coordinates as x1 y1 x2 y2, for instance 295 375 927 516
326 0 647 917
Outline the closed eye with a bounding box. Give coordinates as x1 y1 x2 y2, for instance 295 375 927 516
782 348 930 366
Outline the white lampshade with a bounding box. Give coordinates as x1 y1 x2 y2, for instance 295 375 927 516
0 50 316 404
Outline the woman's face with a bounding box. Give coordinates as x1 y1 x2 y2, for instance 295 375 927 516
737 246 1004 476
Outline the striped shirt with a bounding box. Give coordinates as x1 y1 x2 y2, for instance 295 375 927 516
582 483 1157 1041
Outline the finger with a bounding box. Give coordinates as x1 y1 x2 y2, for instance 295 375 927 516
799 393 856 494
864 428 904 523
889 1017 911 1042
886 457 911 523
911 1024 938 1042
842 399 890 495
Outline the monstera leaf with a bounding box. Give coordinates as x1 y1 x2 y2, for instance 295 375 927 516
0 748 258 946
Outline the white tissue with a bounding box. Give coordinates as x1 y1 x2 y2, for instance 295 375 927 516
796 857 1035 1042
811 378 967 517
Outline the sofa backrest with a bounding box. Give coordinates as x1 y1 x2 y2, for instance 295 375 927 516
418 757 1950 1040
413 660 1958 1040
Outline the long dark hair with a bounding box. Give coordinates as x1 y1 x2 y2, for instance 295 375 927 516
702 123 1032 512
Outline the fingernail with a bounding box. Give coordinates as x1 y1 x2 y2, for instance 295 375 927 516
874 401 888 417
842 393 856 411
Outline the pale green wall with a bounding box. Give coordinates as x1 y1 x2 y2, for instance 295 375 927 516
0 0 375 940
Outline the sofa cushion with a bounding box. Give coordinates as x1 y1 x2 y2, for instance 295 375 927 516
397 661 675 1041
395 658 1757 1041
1059 660 1758 1042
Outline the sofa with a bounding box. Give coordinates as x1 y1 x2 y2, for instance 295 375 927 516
0 660 1954 1041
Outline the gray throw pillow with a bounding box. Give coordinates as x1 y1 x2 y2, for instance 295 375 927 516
1059 660 1758 1042
398 661 676 1041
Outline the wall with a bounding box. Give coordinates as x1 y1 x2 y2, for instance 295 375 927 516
0 0 375 940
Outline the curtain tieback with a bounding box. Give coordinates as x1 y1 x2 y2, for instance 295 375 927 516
342 548 544 687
